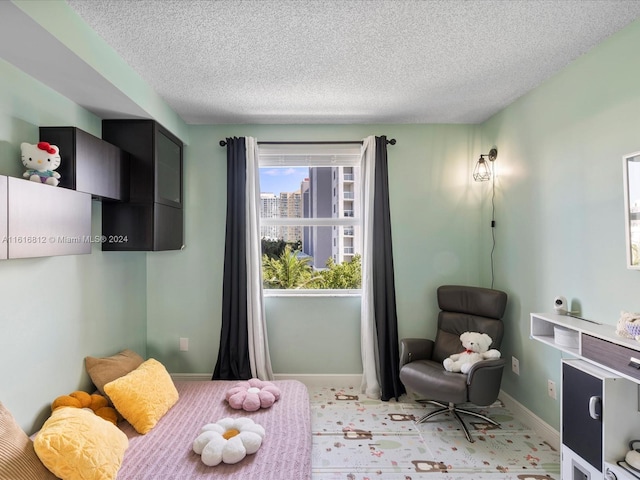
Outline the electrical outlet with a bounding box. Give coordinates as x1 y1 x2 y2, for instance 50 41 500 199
548 379 557 399
511 356 520 375
179 337 189 352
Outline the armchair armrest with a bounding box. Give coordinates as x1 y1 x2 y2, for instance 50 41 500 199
466 358 505 406
399 338 434 369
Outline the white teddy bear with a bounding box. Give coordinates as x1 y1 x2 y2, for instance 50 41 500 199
443 331 501 374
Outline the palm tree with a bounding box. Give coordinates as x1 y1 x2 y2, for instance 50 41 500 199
317 254 361 289
262 246 321 289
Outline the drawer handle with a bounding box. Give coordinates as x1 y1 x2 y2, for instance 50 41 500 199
629 357 640 369
589 396 601 420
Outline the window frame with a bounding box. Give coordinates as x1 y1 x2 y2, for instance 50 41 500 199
258 143 363 296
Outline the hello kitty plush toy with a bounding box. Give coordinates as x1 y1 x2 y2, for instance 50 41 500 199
21 141 61 186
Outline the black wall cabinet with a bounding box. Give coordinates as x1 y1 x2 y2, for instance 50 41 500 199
101 120 183 251
39 126 128 201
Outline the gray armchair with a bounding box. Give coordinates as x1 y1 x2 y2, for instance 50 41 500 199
399 285 508 442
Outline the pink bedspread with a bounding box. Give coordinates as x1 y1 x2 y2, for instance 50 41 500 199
116 380 311 479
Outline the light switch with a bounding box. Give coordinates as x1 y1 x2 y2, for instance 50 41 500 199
179 337 189 351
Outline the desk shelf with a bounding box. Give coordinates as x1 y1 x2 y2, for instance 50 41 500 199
531 313 589 356
531 312 640 362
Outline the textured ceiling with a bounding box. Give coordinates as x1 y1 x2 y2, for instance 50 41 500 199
62 0 640 124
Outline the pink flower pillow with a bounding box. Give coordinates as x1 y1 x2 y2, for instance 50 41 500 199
225 379 281 411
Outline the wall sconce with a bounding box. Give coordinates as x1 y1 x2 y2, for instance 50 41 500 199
473 148 498 182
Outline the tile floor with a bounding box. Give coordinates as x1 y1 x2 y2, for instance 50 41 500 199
308 385 560 480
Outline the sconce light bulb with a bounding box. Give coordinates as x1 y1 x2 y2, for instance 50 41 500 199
472 147 498 182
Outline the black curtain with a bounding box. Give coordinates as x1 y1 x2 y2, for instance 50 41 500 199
372 136 405 401
213 137 251 380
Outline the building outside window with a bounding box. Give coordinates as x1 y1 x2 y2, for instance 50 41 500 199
258 143 362 292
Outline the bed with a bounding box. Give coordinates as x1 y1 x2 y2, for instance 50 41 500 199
116 379 312 479
2 352 312 480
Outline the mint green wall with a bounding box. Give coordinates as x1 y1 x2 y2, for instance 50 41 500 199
481 19 640 429
146 123 485 374
0 59 148 433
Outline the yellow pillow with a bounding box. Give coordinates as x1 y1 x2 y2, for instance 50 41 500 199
104 358 179 434
34 407 128 480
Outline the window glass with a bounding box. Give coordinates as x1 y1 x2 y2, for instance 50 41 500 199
259 144 362 291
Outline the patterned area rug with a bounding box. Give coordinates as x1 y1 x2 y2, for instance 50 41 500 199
309 386 560 480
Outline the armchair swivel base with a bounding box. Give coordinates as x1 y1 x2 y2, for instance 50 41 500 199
416 400 500 443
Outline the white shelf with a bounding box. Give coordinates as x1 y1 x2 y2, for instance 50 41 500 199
530 312 640 358
530 312 583 356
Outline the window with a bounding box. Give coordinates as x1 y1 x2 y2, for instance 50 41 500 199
258 143 362 293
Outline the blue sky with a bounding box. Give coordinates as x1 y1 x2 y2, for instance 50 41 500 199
259 167 309 195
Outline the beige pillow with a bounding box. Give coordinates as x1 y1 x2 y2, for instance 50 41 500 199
104 358 179 434
0 402 57 480
85 349 144 397
34 407 128 480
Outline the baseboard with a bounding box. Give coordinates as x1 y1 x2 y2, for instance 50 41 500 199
170 372 362 388
171 373 212 381
273 373 362 388
499 389 560 451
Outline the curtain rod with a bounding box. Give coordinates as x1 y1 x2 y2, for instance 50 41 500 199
218 139 396 147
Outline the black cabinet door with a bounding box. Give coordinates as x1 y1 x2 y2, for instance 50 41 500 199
562 362 603 472
75 130 128 201
154 128 182 208
39 126 127 201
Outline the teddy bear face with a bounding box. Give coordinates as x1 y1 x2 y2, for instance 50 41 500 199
21 142 61 172
459 331 492 353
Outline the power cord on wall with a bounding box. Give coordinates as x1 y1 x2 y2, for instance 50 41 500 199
490 164 496 289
